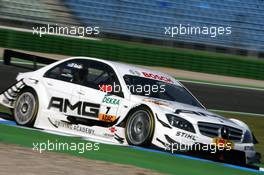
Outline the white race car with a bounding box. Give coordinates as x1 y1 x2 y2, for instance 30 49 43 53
0 56 260 165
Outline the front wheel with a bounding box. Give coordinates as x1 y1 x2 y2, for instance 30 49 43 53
14 89 38 127
125 107 155 146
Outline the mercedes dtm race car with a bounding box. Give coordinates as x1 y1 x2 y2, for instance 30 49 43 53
0 57 261 165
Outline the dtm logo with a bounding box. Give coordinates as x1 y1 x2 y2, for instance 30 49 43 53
48 97 100 118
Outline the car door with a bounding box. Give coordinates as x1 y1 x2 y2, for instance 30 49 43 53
42 59 84 115
76 60 124 123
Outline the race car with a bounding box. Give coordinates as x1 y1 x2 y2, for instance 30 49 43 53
0 56 261 165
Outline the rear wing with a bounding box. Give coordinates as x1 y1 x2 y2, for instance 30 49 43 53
3 49 56 70
0 49 57 108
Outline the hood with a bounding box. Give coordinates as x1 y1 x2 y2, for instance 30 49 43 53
131 95 244 129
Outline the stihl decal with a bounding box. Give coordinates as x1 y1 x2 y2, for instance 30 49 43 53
48 97 100 118
142 72 173 83
176 131 197 141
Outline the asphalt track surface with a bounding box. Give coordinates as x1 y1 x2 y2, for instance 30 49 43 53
0 63 264 114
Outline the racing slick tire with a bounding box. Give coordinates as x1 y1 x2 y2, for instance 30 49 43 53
125 106 155 146
14 88 38 127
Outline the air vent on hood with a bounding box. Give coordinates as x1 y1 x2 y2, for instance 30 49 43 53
175 109 219 118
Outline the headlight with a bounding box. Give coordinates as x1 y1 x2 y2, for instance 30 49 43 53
242 130 253 143
166 114 195 133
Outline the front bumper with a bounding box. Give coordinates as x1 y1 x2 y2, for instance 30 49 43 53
154 117 261 165
155 133 261 166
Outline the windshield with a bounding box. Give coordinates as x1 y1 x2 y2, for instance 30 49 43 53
123 75 203 108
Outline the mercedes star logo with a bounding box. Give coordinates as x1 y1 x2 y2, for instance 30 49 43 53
220 127 229 139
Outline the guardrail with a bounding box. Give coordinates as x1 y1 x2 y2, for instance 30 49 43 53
0 28 264 80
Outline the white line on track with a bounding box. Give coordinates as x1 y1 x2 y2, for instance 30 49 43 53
179 79 264 92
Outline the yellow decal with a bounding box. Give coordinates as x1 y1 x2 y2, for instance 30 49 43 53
213 138 234 149
99 113 117 122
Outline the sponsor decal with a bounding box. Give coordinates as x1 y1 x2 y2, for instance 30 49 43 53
102 95 120 105
48 118 95 135
99 113 117 122
103 127 118 138
48 97 100 119
176 131 197 141
213 138 234 149
98 83 121 93
103 133 114 138
67 63 83 69
72 125 95 135
142 72 173 83
98 84 112 92
109 127 117 133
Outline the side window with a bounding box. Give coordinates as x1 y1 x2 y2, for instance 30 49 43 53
83 61 124 98
44 60 86 84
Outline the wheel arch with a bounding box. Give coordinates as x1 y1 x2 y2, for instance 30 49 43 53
16 85 40 105
123 103 156 146
19 85 37 95
117 103 155 127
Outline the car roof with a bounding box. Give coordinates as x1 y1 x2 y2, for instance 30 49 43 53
68 56 181 86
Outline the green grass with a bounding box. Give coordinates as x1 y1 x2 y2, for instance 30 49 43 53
0 105 263 174
0 124 261 175
0 105 263 162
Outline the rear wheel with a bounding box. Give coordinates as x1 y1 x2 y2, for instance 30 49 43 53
125 107 155 146
14 89 38 127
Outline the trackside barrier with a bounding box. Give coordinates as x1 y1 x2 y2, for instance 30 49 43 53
1 28 264 80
